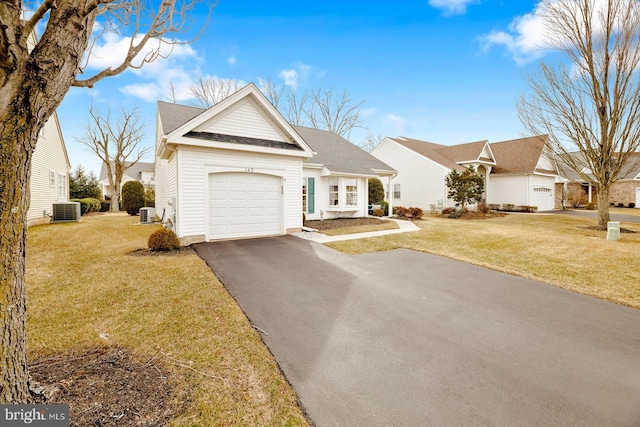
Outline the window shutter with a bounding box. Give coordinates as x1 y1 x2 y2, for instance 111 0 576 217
308 177 315 213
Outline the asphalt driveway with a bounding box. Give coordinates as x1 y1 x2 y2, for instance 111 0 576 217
193 236 640 426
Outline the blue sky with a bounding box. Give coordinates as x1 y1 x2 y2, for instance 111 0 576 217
55 0 549 174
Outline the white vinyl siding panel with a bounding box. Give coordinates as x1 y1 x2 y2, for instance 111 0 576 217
28 114 69 225
372 139 451 210
195 98 291 143
177 147 302 239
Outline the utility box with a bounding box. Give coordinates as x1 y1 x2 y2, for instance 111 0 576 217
607 221 620 241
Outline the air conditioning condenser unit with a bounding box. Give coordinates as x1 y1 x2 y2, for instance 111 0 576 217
52 202 81 222
140 207 155 224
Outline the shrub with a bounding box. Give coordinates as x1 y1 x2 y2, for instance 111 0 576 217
147 228 180 251
368 178 385 205
448 209 466 218
70 197 101 215
477 202 490 214
393 206 407 217
617 202 624 207
372 208 384 217
629 203 636 209
586 203 595 210
379 201 389 216
100 201 111 212
122 181 145 216
442 207 456 215
408 207 423 219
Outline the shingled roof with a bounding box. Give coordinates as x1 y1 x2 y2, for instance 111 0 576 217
294 126 395 176
99 161 154 182
389 137 492 171
491 135 554 174
156 101 395 176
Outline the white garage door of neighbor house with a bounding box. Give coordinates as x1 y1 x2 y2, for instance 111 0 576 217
532 186 554 211
209 172 282 240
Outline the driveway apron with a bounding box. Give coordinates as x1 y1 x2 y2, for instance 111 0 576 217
193 236 640 427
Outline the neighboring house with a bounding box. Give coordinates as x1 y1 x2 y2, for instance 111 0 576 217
555 152 640 208
488 136 558 211
371 136 496 210
99 161 155 200
371 134 558 211
155 83 396 243
28 111 71 226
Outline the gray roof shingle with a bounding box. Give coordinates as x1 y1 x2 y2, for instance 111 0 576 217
294 125 395 175
99 161 154 182
156 101 396 176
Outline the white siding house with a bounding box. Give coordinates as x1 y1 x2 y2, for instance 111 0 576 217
155 83 395 243
28 111 71 226
372 135 558 212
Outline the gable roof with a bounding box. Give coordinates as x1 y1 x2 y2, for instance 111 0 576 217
389 137 494 171
556 151 640 181
491 135 554 174
157 83 314 159
99 161 154 182
294 126 395 176
155 84 395 177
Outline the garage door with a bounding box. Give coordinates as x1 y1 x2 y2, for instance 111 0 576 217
532 186 554 211
209 172 282 240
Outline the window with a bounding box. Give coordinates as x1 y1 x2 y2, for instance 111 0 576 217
302 179 307 212
49 170 56 187
393 183 401 199
58 173 66 198
345 179 358 206
329 179 339 206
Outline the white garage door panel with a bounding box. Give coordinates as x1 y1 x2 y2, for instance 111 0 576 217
532 186 554 211
209 172 283 240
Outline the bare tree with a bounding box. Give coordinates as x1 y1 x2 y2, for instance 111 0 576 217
283 86 309 126
0 0 214 403
517 0 640 229
359 131 385 153
258 77 285 109
305 88 365 139
188 74 246 108
77 107 150 212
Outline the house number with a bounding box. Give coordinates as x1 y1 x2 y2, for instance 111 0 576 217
245 168 254 172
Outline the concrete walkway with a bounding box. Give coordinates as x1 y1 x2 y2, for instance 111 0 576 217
293 218 421 243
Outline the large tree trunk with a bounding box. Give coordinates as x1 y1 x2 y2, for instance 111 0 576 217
596 185 611 229
0 115 36 404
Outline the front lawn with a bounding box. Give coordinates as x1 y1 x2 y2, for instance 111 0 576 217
26 214 309 426
327 214 640 309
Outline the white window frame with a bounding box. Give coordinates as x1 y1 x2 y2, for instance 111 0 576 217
302 177 308 213
393 183 401 199
49 170 56 188
345 179 358 206
58 173 66 199
329 178 339 206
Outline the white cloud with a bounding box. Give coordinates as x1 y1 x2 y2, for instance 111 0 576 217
82 31 202 103
384 114 407 133
278 63 313 89
279 69 299 88
227 56 237 66
480 0 619 65
479 3 548 64
428 0 479 16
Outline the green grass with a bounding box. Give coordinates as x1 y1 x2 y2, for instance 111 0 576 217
26 213 309 426
327 214 640 309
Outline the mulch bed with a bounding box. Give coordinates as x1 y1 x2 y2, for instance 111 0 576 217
439 211 506 220
30 347 185 427
128 247 195 256
304 217 388 231
581 226 636 233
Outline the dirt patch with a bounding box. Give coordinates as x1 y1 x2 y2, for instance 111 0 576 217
304 217 388 231
439 211 506 220
129 247 195 256
30 347 186 427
